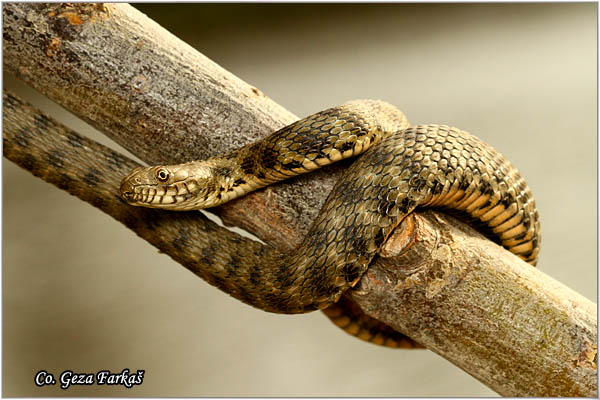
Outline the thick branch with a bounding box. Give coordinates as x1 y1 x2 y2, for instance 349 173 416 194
358 212 597 396
2 2 330 247
3 3 597 397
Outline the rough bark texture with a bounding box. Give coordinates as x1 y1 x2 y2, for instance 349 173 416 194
367 212 597 396
3 3 597 397
2 2 336 248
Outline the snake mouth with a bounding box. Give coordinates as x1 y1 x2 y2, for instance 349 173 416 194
125 191 196 206
120 179 199 208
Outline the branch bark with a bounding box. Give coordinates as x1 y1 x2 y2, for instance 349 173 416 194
3 3 596 397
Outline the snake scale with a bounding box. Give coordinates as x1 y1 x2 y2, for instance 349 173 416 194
121 99 541 342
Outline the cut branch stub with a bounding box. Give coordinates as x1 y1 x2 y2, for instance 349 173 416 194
353 211 597 397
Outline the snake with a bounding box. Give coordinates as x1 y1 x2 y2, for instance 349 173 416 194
120 100 541 320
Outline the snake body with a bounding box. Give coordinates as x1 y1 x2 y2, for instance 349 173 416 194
121 100 541 315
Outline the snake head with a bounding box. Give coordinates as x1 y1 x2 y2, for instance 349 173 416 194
120 163 221 210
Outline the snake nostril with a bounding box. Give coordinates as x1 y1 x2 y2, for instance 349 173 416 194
120 180 135 199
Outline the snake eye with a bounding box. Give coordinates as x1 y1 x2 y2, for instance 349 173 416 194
155 168 170 182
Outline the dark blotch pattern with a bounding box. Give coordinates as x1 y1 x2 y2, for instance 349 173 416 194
172 227 192 252
199 245 217 266
213 166 233 179
13 127 32 147
171 102 540 316
243 122 540 314
240 142 261 176
45 149 64 168
56 173 73 191
106 152 128 171
9 93 540 347
67 132 83 148
82 167 101 187
21 153 39 173
35 113 52 131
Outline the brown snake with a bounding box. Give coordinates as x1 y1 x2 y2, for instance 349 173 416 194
121 99 541 320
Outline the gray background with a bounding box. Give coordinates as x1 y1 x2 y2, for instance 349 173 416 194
3 3 597 397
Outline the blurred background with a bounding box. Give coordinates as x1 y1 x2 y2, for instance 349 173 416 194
3 3 596 397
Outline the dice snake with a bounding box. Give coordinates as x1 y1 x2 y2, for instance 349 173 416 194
120 99 541 319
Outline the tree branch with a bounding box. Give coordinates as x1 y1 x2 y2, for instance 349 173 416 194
3 3 596 396
362 211 597 396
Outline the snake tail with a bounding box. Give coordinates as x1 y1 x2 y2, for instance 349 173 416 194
322 295 423 348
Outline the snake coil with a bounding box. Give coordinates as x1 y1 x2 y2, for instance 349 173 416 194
121 100 541 316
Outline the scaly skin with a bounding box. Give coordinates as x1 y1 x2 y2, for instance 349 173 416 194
4 92 424 348
121 100 541 317
4 92 540 348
